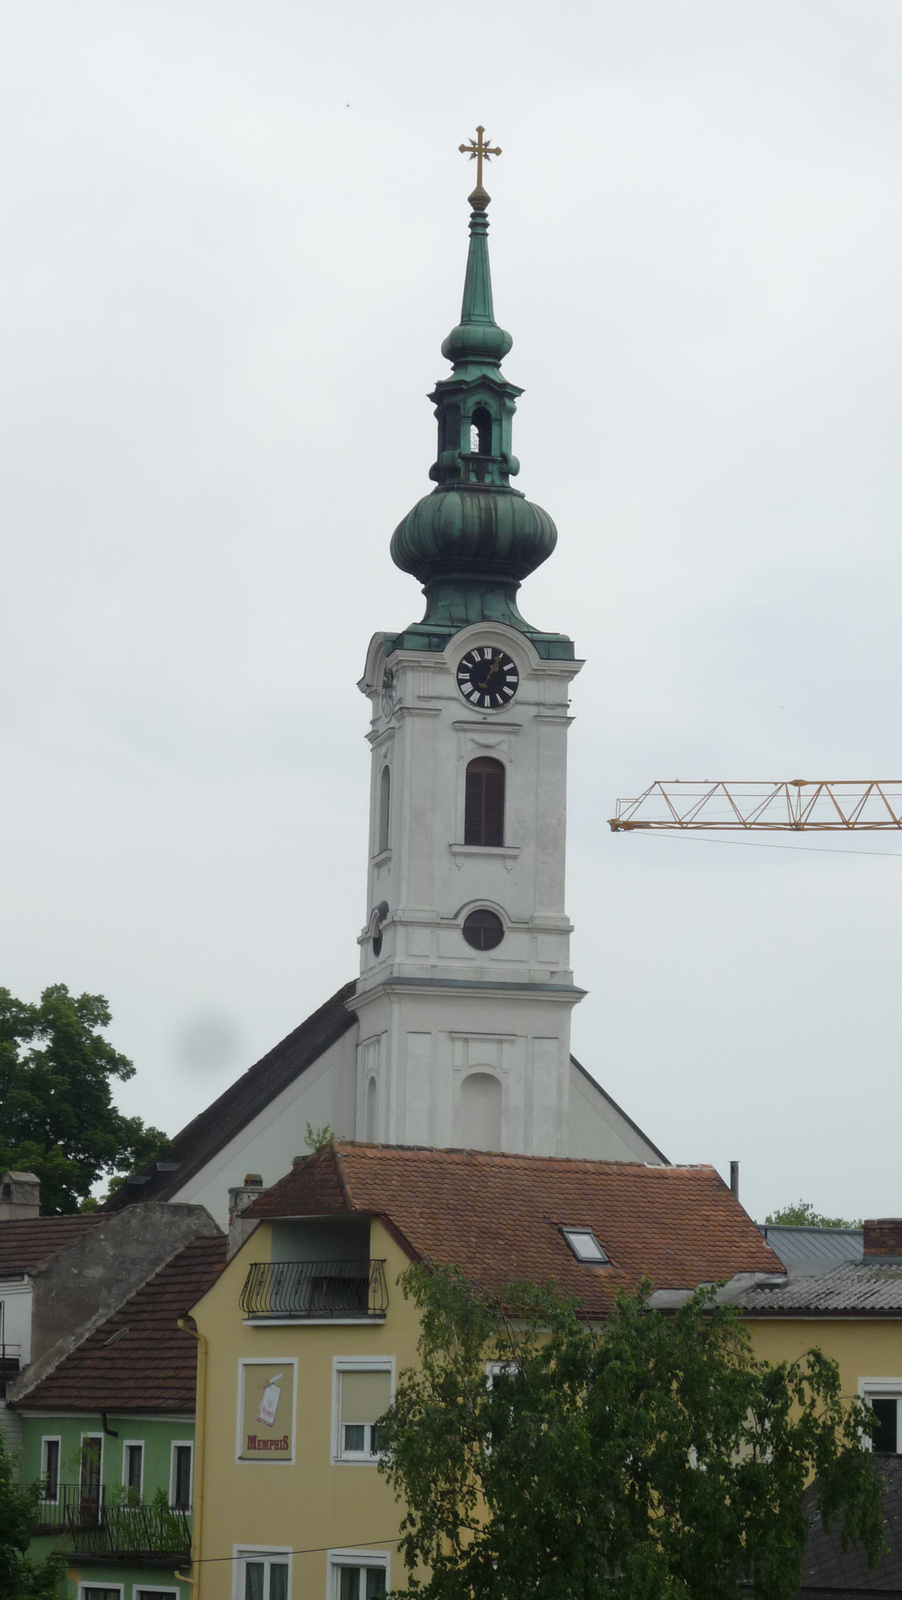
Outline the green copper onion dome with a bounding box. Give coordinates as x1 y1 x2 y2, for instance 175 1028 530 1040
388 153 572 659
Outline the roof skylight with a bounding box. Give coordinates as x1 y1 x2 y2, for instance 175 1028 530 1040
561 1227 609 1264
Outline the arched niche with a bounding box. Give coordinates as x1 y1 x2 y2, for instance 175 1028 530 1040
456 1071 502 1151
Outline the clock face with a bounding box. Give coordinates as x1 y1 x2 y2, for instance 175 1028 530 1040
380 667 397 718
456 646 519 709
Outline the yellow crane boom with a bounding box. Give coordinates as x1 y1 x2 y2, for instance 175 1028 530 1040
609 780 902 832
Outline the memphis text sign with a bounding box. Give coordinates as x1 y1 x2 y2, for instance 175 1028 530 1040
239 1362 295 1461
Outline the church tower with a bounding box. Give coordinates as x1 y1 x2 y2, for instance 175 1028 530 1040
349 134 584 1156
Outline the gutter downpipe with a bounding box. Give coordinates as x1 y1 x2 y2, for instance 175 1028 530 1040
175 1318 206 1598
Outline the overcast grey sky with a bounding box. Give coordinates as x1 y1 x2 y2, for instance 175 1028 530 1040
2 0 901 1224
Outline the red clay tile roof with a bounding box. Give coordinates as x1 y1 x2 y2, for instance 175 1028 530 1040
243 1143 782 1315
102 981 358 1210
0 1216 103 1276
20 1235 227 1413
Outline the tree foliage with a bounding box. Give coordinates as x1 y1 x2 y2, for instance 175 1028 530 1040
0 1430 65 1599
766 1200 862 1229
0 984 170 1213
379 1263 884 1600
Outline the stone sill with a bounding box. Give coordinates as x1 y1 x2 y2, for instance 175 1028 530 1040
244 1317 386 1327
449 844 520 863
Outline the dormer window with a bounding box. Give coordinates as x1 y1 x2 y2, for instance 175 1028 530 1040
561 1227 609 1264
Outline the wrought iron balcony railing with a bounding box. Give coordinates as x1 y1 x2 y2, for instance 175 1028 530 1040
72 1500 191 1560
0 1342 21 1397
31 1483 190 1560
239 1258 389 1319
31 1482 92 1533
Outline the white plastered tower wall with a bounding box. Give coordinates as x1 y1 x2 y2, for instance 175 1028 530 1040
350 621 585 1156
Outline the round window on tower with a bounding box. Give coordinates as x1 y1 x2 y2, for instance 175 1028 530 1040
462 909 505 951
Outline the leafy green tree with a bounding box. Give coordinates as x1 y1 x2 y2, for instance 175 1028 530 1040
0 984 169 1214
379 1264 884 1600
766 1201 862 1228
0 1430 65 1599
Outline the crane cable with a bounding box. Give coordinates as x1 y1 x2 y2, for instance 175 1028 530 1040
618 831 902 859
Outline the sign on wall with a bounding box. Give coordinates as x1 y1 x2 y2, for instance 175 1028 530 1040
238 1360 296 1462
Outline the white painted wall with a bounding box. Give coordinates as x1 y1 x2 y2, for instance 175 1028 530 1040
352 623 586 1156
169 1027 358 1225
0 1279 33 1366
567 1061 663 1163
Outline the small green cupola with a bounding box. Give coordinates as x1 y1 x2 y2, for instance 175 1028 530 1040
388 132 573 660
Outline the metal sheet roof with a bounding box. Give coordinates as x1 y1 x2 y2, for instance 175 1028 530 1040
758 1224 862 1266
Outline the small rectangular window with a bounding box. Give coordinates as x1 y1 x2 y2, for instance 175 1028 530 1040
170 1442 192 1509
860 1383 902 1454
237 1552 290 1600
338 1367 392 1460
135 1591 179 1600
560 1227 609 1264
41 1438 60 1502
79 1589 123 1600
123 1441 143 1498
871 1397 899 1453
331 1559 387 1600
80 1435 103 1507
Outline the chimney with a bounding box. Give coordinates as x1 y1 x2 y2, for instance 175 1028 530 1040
730 1161 740 1201
863 1219 902 1261
227 1173 264 1261
0 1171 41 1221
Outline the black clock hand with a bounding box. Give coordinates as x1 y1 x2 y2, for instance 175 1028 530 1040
476 656 503 691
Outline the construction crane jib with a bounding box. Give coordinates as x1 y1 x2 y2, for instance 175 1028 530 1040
609 781 902 832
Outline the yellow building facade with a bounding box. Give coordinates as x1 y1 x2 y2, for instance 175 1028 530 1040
185 1140 788 1600
191 1216 418 1600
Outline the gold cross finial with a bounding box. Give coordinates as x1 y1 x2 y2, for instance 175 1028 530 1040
459 126 501 194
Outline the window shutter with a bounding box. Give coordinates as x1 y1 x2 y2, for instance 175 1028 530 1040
483 765 504 845
465 769 483 843
465 758 505 847
340 1368 391 1426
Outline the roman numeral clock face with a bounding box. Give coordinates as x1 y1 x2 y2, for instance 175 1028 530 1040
456 646 519 709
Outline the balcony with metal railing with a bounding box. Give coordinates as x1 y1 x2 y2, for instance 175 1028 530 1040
239 1258 389 1320
31 1484 190 1564
0 1342 21 1397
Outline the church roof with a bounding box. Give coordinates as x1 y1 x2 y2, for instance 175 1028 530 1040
102 981 357 1210
17 1233 227 1413
796 1456 902 1593
242 1143 782 1315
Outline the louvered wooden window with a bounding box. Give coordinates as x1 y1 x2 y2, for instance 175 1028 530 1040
465 757 505 847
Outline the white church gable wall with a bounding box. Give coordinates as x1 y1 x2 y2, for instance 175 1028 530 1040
566 1059 664 1164
170 1023 358 1225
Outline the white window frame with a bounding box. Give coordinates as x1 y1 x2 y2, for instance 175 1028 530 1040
132 1589 179 1600
79 1432 104 1496
332 1357 394 1464
236 1357 298 1466
859 1378 902 1451
328 1547 389 1600
121 1439 144 1499
40 1435 61 1503
232 1545 292 1600
485 1360 519 1388
560 1226 609 1264
77 1586 125 1600
169 1439 193 1509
